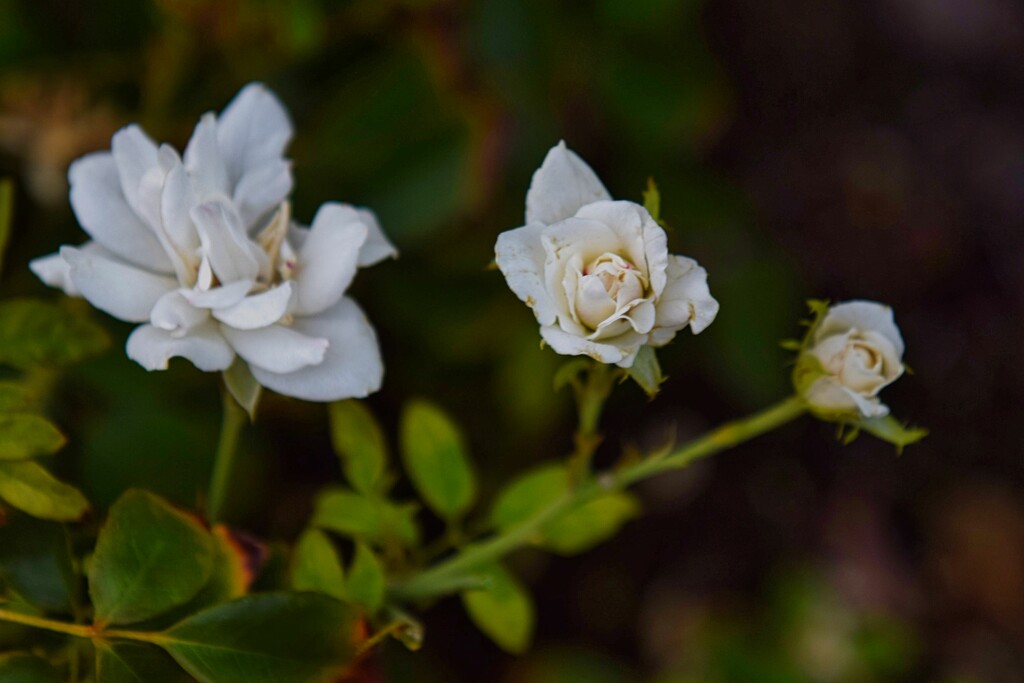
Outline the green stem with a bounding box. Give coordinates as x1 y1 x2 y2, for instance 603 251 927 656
390 395 807 602
568 362 618 477
208 391 246 523
0 607 168 645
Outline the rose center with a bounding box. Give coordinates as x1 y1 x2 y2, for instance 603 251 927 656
574 252 647 330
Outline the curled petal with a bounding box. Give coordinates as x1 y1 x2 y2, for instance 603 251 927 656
495 222 557 326
62 246 177 323
150 290 208 335
250 298 383 401
213 282 293 330
649 256 719 347
574 201 668 295
184 279 253 309
110 125 160 217
805 377 890 419
216 83 293 189
184 113 230 199
540 324 647 368
220 323 328 374
68 152 171 272
526 141 611 225
233 159 292 230
816 301 905 357
127 321 235 371
292 203 368 316
351 206 398 267
30 242 113 296
190 199 263 284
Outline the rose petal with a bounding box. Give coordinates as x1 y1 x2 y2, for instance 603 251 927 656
526 141 611 225
184 279 254 309
495 222 557 326
30 241 113 296
220 323 328 374
540 324 647 368
816 301 904 357
291 203 368 316
127 320 235 371
62 246 177 323
352 206 398 267
110 125 160 217
216 83 293 189
68 152 172 273
184 113 230 199
249 297 383 401
805 377 889 418
233 159 292 230
649 255 719 347
190 198 263 284
159 150 202 284
213 282 293 330
150 290 208 334
574 200 667 293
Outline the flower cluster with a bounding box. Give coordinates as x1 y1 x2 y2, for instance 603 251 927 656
31 84 396 402
495 142 719 367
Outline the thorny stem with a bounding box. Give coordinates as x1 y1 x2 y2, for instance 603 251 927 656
208 390 247 523
389 395 808 602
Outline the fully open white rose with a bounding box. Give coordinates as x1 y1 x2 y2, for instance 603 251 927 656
495 141 718 367
30 83 396 402
800 301 905 418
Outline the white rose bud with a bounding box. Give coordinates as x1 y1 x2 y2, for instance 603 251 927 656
797 300 905 419
495 142 719 368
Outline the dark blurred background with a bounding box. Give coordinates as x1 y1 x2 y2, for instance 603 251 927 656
1 0 1022 680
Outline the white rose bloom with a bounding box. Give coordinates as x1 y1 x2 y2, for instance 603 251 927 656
495 141 718 367
801 301 905 418
30 83 396 402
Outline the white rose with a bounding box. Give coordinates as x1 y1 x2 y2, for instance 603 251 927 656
799 301 905 418
495 141 718 367
30 83 396 402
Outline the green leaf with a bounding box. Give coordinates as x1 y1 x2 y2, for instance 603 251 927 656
0 299 110 370
95 641 191 683
161 592 358 683
291 529 345 600
89 490 214 626
312 487 419 547
461 563 534 654
0 414 65 460
329 400 388 495
491 465 568 531
346 543 384 613
0 652 60 683
0 461 89 521
542 493 640 555
399 399 476 520
0 515 75 613
858 415 928 452
0 178 13 278
642 177 661 222
0 382 35 413
223 359 261 421
624 345 664 399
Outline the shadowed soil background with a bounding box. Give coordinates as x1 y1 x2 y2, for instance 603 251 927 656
0 0 1021 681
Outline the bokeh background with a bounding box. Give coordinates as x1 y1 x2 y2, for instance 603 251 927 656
1 0 1021 680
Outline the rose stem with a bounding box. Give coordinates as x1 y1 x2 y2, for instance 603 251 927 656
207 390 247 524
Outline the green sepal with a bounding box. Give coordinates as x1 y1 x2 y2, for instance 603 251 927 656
223 360 261 422
642 177 661 223
624 345 664 399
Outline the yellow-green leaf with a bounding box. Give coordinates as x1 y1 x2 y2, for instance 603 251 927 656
0 414 65 460
329 400 388 495
543 493 640 556
0 299 109 370
400 400 476 520
312 487 419 547
291 529 345 600
491 465 567 531
461 563 534 654
0 461 89 521
346 543 384 613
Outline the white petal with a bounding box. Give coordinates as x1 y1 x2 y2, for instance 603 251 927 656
184 113 230 199
29 242 107 296
216 83 293 189
542 217 620 325
150 290 208 334
292 203 368 316
816 301 904 357
352 207 398 266
159 150 202 284
127 321 235 371
183 279 253 309
805 377 889 418
213 282 292 330
539 324 647 368
650 255 719 347
233 159 292 230
62 246 177 323
68 152 171 272
526 141 611 225
190 199 262 284
110 125 160 216
495 222 557 326
220 323 328 374
250 297 383 401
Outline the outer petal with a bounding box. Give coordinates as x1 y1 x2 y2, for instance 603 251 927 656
68 152 171 272
150 290 209 335
159 149 202 283
233 159 292 230
190 199 263 284
220 323 328 374
30 242 113 296
291 203 368 316
62 246 177 323
526 141 611 225
805 377 889 418
250 297 383 401
110 125 160 217
216 83 293 188
495 222 557 326
352 207 398 267
212 282 293 330
184 113 230 199
539 324 647 368
127 321 235 371
574 200 668 295
649 255 719 346
184 279 253 309
815 301 905 357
